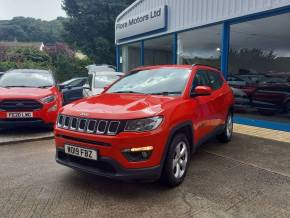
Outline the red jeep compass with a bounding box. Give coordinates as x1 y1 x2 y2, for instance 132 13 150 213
55 65 234 186
0 69 63 128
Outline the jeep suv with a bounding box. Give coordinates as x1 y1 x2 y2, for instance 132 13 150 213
55 65 234 186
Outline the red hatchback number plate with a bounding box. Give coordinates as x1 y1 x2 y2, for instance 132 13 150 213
7 112 33 119
65 144 98 160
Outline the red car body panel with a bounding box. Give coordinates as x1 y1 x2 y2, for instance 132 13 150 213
0 86 63 125
55 65 234 179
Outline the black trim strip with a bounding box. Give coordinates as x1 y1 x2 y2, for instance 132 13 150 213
56 134 111 147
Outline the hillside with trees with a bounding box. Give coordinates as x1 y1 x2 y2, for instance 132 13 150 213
62 0 135 65
0 0 135 81
0 17 66 43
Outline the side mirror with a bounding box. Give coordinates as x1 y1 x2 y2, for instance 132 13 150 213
83 84 90 90
191 86 212 97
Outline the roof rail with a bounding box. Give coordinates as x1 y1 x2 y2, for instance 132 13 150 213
191 63 221 71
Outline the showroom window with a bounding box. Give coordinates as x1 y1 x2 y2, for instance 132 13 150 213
177 25 222 69
228 12 290 123
144 35 173 66
120 42 141 72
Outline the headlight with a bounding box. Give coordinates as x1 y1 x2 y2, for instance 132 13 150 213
125 116 163 132
40 95 56 104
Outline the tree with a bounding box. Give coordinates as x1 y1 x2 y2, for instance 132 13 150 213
0 17 66 43
62 0 135 65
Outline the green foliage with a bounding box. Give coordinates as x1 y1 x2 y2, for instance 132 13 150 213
62 0 135 65
51 53 91 82
0 47 91 82
0 17 66 43
0 47 52 71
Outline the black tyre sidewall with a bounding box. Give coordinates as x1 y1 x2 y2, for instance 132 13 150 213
162 134 190 187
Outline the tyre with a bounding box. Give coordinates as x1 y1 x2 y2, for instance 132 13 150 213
161 134 190 187
217 112 233 143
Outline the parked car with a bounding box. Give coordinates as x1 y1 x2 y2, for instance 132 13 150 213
60 77 87 105
0 72 5 79
83 67 124 97
231 87 251 111
227 75 247 87
252 84 290 115
0 69 63 128
55 65 234 187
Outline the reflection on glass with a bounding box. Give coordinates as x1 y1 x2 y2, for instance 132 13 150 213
178 25 222 69
0 70 54 88
144 35 173 66
228 13 290 123
94 75 120 88
107 68 191 96
121 43 141 72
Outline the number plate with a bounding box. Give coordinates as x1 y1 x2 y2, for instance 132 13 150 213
7 112 33 119
64 144 98 160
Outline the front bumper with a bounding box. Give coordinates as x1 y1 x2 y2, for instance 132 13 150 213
56 148 162 181
0 107 58 128
54 126 168 179
0 118 49 128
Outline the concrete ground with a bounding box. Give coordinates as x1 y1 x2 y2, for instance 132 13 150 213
0 127 53 145
0 133 289 218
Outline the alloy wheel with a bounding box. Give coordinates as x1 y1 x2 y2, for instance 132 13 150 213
226 114 233 138
172 141 188 179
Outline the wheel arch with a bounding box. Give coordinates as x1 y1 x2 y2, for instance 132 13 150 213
161 121 194 168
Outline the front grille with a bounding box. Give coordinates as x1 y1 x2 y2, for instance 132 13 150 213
57 115 125 136
0 100 42 111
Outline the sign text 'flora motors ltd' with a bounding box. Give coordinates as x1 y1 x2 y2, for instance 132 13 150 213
115 5 167 41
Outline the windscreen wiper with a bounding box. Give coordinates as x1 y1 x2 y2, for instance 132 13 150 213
2 86 34 88
112 91 146 94
37 85 52 88
150 91 181 96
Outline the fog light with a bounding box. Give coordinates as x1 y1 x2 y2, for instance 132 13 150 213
48 104 57 112
122 146 153 162
130 146 153 152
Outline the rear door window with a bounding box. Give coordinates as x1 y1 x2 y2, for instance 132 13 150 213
192 70 208 88
206 71 224 90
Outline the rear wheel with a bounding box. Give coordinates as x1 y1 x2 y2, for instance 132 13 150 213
161 134 190 187
217 113 233 143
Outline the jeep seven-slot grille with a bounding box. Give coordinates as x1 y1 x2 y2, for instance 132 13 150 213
0 100 42 111
57 115 125 136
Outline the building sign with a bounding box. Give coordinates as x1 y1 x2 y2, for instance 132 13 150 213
115 5 168 41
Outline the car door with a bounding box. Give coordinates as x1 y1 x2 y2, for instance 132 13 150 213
206 70 227 128
63 79 87 105
190 70 214 144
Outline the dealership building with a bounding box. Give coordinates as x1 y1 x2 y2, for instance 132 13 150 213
115 0 290 132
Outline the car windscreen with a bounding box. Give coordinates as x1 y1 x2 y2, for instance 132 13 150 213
94 75 120 88
0 71 54 88
106 68 191 96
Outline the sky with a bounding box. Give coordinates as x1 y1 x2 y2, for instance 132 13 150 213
0 0 66 21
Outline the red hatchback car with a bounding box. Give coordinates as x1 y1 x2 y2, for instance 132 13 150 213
55 65 234 186
0 69 63 128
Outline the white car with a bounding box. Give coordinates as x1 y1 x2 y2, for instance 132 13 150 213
83 69 124 97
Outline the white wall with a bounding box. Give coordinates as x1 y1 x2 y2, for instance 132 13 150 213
116 0 290 44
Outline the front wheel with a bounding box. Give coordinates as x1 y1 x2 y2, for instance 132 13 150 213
217 113 233 143
161 134 190 187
